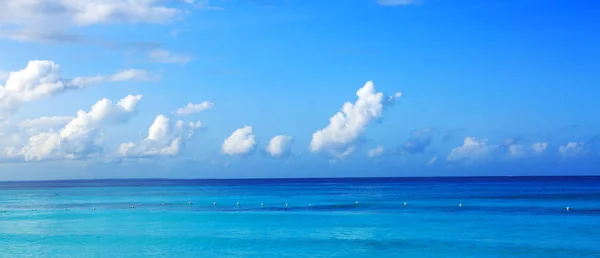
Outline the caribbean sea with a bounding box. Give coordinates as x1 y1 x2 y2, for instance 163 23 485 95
1 177 599 257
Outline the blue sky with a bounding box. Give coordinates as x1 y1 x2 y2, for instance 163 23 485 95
0 0 598 180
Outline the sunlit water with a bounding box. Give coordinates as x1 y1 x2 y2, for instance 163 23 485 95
1 177 599 257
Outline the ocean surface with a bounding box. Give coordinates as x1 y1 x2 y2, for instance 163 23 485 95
1 177 599 257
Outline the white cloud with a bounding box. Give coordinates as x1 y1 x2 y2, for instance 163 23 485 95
3 95 142 161
558 142 586 158
0 60 154 116
447 137 497 163
266 135 293 157
426 156 438 165
531 142 548 155
507 144 526 158
376 0 416 6
174 101 214 116
18 116 73 134
109 69 159 82
148 49 193 64
0 70 8 81
310 81 400 157
222 126 256 156
0 0 182 42
118 115 201 158
368 145 385 158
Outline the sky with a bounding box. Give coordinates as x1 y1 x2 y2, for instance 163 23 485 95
0 0 599 180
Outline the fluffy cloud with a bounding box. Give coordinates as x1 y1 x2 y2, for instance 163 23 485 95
118 115 202 158
174 101 214 116
558 142 587 158
531 142 548 155
148 49 193 64
0 0 183 42
266 135 293 157
0 60 154 116
222 126 256 156
368 145 385 158
310 81 401 157
376 0 416 6
3 95 142 161
447 137 497 163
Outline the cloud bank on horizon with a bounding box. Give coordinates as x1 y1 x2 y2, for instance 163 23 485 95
0 0 598 178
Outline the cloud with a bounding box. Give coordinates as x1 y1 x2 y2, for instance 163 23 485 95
310 81 401 157
0 60 155 116
18 116 73 133
3 95 142 161
447 137 497 163
174 101 214 116
426 156 438 165
368 145 385 158
0 0 183 43
195 0 226 11
222 126 256 156
402 128 434 154
531 142 548 155
118 115 201 158
0 70 7 81
148 49 193 64
507 144 526 158
376 0 416 6
266 135 293 157
558 142 587 158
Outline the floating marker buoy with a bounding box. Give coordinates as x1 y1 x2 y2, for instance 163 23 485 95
404 202 407 206
459 204 462 207
261 203 264 206
189 201 193 205
308 204 312 206
93 207 96 210
236 202 240 206
285 203 289 207
566 207 571 211
130 206 135 209
2 210 5 213
356 201 359 204
161 202 165 205
213 202 216 205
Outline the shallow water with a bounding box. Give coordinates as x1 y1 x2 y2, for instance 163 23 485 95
1 177 599 257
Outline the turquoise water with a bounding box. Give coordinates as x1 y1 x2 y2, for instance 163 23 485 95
1 177 599 257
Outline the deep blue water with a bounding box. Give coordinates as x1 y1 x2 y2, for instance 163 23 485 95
1 177 599 257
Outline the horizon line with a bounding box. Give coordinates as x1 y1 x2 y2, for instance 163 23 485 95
2 175 600 183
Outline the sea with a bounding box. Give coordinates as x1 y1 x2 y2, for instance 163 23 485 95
1 176 599 257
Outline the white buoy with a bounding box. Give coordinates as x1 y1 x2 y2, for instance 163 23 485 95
261 203 264 206
130 206 135 209
404 202 407 206
285 203 289 207
459 204 462 207
356 201 359 204
236 202 240 206
566 207 571 211
309 204 312 206
213 202 217 205
161 202 165 205
189 201 193 205
93 207 96 210
2 210 5 213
